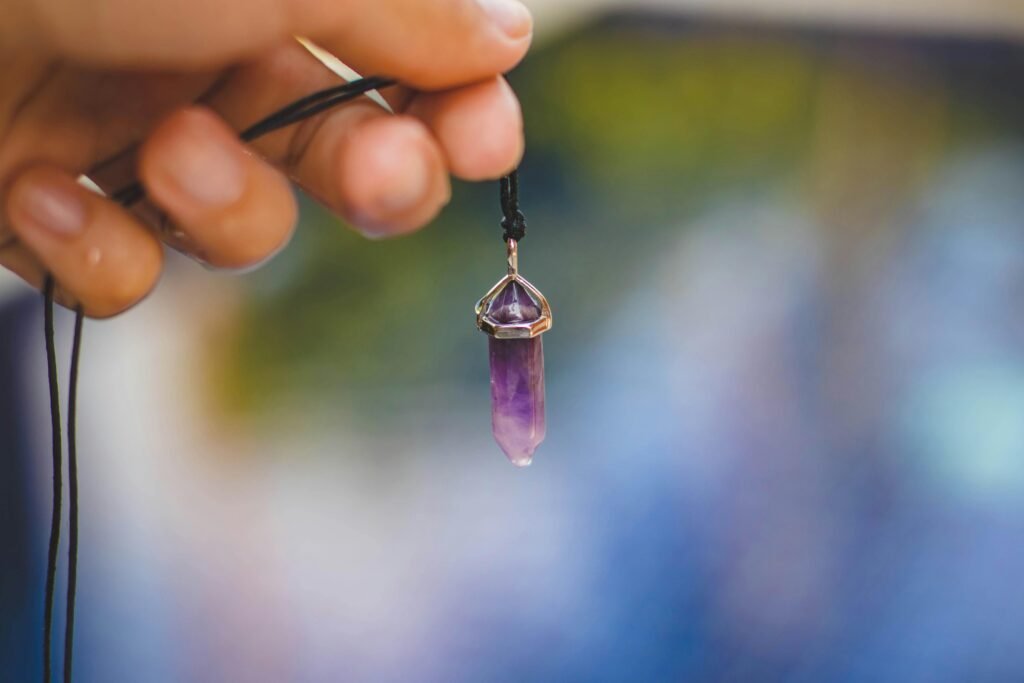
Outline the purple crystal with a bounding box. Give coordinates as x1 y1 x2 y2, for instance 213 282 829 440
486 281 546 466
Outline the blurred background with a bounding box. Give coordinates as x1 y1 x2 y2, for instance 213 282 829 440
4 1 1024 681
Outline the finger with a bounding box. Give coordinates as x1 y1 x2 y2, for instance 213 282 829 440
198 41 402 152
288 107 451 237
203 43 522 183
407 76 523 181
2 166 163 317
138 107 298 268
203 45 518 212
201 46 451 236
323 114 451 237
25 0 531 89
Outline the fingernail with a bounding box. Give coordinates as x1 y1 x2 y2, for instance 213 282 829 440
351 213 392 240
478 0 532 39
13 175 86 238
162 114 246 207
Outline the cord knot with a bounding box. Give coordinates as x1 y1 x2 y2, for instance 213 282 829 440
501 210 526 242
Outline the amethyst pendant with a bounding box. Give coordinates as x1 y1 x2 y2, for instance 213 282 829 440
476 239 552 466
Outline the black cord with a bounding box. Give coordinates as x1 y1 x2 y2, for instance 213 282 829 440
111 76 397 210
499 171 526 242
240 76 396 141
43 74 398 682
63 309 83 683
42 277 62 683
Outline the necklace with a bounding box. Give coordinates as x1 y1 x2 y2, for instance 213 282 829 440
36 73 549 682
477 172 551 465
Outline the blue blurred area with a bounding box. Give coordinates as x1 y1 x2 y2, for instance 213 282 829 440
0 296 43 681
6 13 1024 683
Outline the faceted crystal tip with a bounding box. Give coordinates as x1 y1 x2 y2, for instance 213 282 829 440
485 279 542 324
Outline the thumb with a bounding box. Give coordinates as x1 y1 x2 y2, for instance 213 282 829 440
11 0 531 90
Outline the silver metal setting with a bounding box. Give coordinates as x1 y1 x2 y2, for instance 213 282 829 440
475 238 553 339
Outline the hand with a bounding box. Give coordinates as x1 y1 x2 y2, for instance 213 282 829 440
0 0 531 316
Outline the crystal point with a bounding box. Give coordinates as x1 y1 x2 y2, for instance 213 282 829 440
487 281 547 466
485 279 542 324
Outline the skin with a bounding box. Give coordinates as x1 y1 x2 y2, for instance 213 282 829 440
0 0 531 317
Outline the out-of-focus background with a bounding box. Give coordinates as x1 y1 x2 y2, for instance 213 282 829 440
4 1 1024 681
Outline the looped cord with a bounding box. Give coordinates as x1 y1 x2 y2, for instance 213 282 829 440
499 172 526 242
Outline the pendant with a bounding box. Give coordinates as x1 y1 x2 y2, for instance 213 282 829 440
476 238 552 466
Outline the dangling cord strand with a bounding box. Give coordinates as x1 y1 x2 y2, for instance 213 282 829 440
63 308 83 683
42 277 62 683
46 75 397 681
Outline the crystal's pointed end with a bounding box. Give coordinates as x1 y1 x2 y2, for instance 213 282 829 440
500 445 536 468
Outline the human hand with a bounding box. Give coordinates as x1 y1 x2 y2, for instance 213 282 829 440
0 0 531 316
